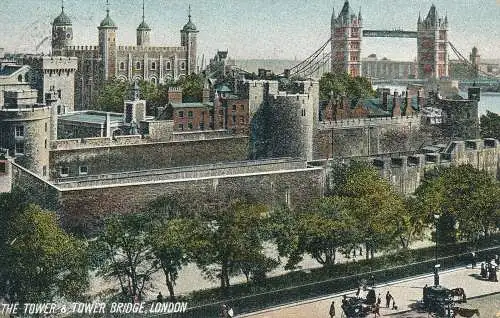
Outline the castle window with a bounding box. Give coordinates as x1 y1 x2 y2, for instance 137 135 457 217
0 161 6 174
188 111 193 118
136 62 141 70
15 126 24 137
120 62 125 70
188 122 193 130
181 62 185 70
151 77 157 85
178 124 184 131
232 105 236 111
166 62 171 70
45 122 48 132
17 75 23 82
232 115 236 126
199 122 205 130
178 111 184 118
44 139 47 149
60 167 69 177
151 62 156 70
301 109 306 116
15 142 24 155
79 166 88 175
239 116 245 124
42 166 47 176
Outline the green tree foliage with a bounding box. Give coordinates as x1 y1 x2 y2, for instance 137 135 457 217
0 204 89 303
415 165 500 243
328 161 408 258
92 213 158 301
192 200 276 288
272 198 357 268
149 218 200 300
319 72 375 101
175 73 204 102
96 79 129 113
480 111 500 140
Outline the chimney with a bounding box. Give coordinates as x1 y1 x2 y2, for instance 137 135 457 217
167 87 183 104
202 87 210 103
382 91 389 111
417 89 424 109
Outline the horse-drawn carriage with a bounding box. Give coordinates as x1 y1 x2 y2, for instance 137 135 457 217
423 285 479 317
341 289 377 318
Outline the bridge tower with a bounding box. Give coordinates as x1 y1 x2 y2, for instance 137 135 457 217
331 1 362 77
417 5 449 79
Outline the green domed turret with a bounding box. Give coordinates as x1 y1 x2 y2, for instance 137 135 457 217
99 9 117 29
53 8 72 26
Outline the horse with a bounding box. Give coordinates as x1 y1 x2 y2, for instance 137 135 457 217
452 306 480 317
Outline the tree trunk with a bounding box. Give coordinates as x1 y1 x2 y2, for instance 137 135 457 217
164 271 176 300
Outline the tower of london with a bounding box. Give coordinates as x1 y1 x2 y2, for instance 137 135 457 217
51 1 198 110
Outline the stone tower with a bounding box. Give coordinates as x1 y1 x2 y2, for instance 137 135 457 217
469 47 480 78
136 0 151 47
331 1 362 76
180 6 199 75
98 1 118 80
417 5 449 79
52 0 73 55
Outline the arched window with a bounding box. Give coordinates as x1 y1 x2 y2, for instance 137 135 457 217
120 62 125 70
151 77 157 85
136 62 141 70
17 75 23 82
166 62 171 70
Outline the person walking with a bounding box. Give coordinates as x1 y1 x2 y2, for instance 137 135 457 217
329 300 336 318
156 292 163 303
385 291 392 308
376 294 381 307
373 303 380 318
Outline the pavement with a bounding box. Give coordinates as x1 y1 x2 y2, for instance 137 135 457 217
238 266 500 318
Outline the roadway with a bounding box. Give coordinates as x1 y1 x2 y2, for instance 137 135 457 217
238 266 500 317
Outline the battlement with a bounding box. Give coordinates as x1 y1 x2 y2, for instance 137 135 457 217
319 114 421 129
65 45 99 52
51 135 145 150
117 46 185 53
25 56 78 70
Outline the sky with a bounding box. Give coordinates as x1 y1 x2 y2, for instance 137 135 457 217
1 0 500 62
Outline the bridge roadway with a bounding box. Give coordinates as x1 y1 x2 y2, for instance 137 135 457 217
238 266 500 318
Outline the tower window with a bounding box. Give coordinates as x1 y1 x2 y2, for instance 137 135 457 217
15 126 24 137
178 111 184 118
120 62 125 70
166 62 171 70
60 167 69 177
151 77 157 85
181 62 185 70
15 142 24 155
79 166 88 175
136 62 141 70
188 111 193 118
188 122 193 130
151 62 156 70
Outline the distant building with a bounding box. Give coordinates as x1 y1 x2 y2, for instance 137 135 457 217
362 54 417 80
51 2 199 110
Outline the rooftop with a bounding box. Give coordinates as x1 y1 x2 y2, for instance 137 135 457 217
171 102 213 109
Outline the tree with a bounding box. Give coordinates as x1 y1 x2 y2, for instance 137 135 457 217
175 73 204 102
96 79 129 112
319 72 375 101
0 204 89 303
328 161 407 258
92 213 158 301
192 200 276 288
480 111 500 140
149 218 199 300
272 198 357 268
415 165 500 243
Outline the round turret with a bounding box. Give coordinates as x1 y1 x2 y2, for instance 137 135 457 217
99 10 117 29
52 4 73 54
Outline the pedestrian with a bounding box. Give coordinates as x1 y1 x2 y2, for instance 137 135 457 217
392 298 398 310
356 286 361 297
157 292 163 303
480 262 486 278
385 291 392 308
220 304 228 318
329 300 336 318
376 294 381 307
369 274 375 287
471 252 476 268
373 303 380 318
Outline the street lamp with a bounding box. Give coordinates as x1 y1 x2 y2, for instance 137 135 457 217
434 214 440 286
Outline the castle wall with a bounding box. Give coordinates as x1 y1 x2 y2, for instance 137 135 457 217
49 136 249 179
55 166 324 233
313 115 421 159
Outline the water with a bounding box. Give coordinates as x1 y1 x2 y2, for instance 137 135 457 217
373 85 500 116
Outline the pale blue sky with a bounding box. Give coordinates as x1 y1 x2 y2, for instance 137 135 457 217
2 0 499 61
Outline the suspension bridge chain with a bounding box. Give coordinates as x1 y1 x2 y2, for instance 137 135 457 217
280 37 332 77
448 41 498 79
